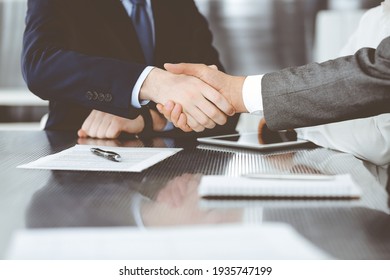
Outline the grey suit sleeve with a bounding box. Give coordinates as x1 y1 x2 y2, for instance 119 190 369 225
262 36 390 131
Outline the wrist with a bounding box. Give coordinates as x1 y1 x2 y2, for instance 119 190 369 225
139 68 167 102
230 76 247 113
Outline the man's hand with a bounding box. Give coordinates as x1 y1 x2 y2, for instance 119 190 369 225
156 101 192 132
77 109 167 139
164 63 247 113
139 68 235 132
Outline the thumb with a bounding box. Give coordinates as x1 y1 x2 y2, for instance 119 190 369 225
164 63 206 77
164 63 184 74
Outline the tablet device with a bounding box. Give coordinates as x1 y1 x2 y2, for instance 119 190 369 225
197 129 310 151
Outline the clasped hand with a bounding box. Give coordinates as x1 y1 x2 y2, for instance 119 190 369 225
78 65 244 139
153 63 246 132
139 67 239 132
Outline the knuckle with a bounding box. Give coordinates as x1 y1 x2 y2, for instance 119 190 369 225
97 131 106 139
194 126 205 132
216 114 227 125
212 91 223 103
209 108 221 119
202 117 214 128
191 122 202 132
177 119 186 128
199 117 210 127
88 132 96 138
208 122 216 129
192 124 200 131
106 130 116 139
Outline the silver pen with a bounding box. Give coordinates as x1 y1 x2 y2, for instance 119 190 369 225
90 147 122 162
242 173 335 180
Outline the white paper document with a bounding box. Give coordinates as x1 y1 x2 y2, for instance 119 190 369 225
199 174 361 199
18 145 182 172
6 224 329 260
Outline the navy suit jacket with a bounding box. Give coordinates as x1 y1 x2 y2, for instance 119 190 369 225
22 0 237 134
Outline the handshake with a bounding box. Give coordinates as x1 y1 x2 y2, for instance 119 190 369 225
140 63 248 133
79 63 249 139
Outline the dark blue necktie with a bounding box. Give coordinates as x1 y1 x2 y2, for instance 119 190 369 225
129 0 154 65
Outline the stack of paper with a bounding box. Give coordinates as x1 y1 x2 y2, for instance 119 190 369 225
199 174 361 199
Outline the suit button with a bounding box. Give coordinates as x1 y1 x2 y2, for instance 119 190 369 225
98 92 105 101
105 94 112 102
92 91 98 100
86 91 93 100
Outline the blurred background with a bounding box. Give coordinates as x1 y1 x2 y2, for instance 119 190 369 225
0 0 383 130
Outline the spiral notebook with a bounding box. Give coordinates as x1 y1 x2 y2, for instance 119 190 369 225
198 174 361 199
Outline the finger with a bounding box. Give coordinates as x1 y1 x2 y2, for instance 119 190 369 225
177 113 192 132
200 83 235 117
164 100 175 111
166 63 228 95
170 103 183 125
208 64 218 70
82 110 100 138
186 104 216 130
185 86 226 126
165 64 235 117
77 129 88 138
156 103 163 113
91 110 107 138
194 94 228 126
163 101 175 122
186 114 205 132
96 114 113 139
165 63 219 88
80 110 96 137
106 121 123 139
160 110 172 122
158 101 175 122
164 63 205 77
167 107 192 132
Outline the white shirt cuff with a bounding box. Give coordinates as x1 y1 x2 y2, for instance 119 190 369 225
131 66 155 108
242 74 264 114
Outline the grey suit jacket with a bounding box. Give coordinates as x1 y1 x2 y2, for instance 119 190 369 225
262 36 390 130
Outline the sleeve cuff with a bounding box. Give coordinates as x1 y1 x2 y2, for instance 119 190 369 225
242 74 264 114
131 66 155 108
